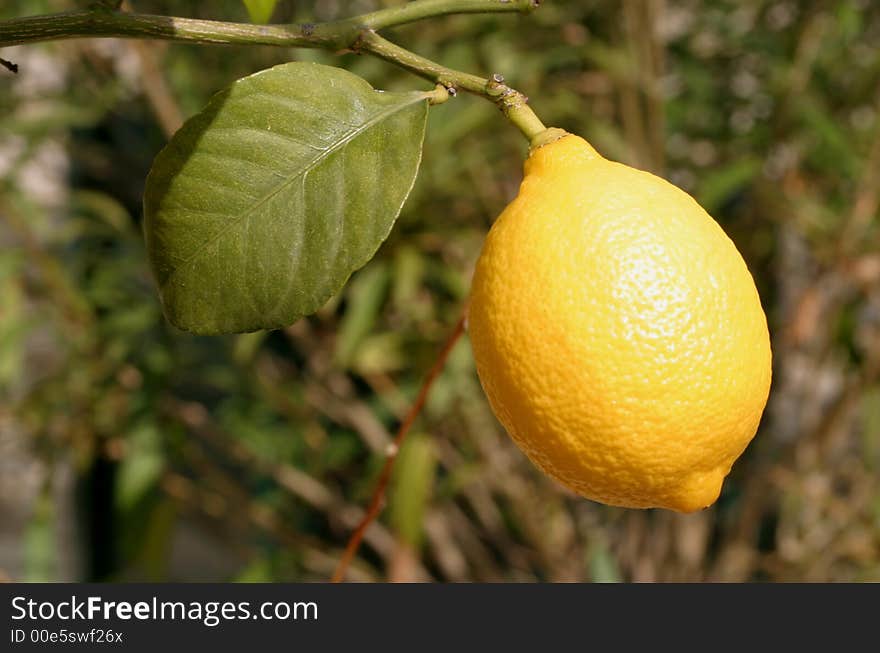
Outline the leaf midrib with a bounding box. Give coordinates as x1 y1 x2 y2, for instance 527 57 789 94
159 92 426 292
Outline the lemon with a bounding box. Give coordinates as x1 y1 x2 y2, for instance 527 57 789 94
468 131 771 512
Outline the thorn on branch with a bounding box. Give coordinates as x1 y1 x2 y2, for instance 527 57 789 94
0 57 18 74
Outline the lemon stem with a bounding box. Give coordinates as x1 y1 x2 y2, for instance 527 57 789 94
359 32 548 142
527 126 570 151
505 104 549 143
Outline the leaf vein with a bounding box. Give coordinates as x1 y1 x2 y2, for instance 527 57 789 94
160 97 423 292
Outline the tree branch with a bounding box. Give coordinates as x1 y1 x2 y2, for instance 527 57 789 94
0 0 546 142
0 11 340 49
331 309 468 582
0 0 547 141
356 0 539 32
358 31 547 141
0 0 538 49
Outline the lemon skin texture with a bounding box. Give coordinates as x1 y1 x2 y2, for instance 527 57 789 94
468 134 772 513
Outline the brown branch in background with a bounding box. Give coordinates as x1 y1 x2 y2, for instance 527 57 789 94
0 56 18 73
642 0 666 175
284 320 393 452
163 396 402 563
120 1 183 138
838 95 880 255
0 200 93 326
160 471 377 581
331 309 468 583
620 0 666 175
128 39 183 138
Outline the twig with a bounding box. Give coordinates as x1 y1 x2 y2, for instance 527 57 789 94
838 97 880 254
356 32 547 142
331 309 467 582
0 56 17 73
0 1 547 142
163 396 398 558
0 1 537 49
160 471 377 580
282 321 393 452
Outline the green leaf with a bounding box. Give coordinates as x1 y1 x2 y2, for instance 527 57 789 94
353 332 405 374
861 385 880 471
392 245 426 312
24 484 56 582
389 433 436 550
0 253 26 390
588 542 621 583
116 422 165 513
242 0 279 24
695 157 762 214
334 261 390 368
143 62 429 335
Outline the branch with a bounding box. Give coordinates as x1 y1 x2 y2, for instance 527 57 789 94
331 309 468 582
0 11 341 49
0 0 538 49
356 0 539 32
0 0 547 142
358 31 547 141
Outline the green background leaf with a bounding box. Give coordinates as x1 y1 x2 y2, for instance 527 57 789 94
334 261 390 368
389 433 436 550
143 62 429 335
241 0 278 24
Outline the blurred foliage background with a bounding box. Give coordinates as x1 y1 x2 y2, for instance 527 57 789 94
1 0 879 582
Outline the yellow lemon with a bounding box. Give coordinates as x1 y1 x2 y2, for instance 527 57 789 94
468 131 771 512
